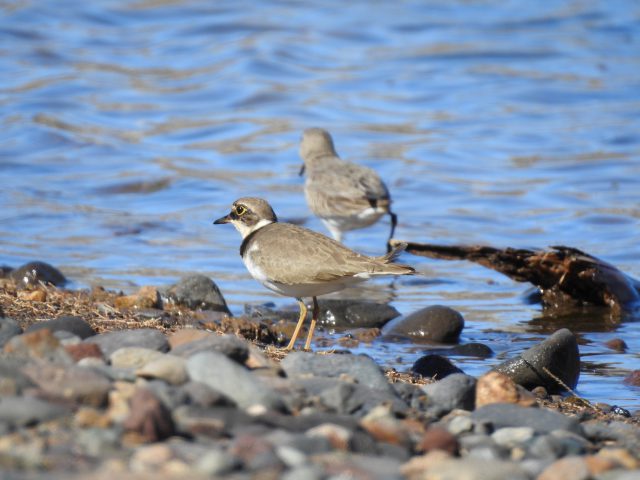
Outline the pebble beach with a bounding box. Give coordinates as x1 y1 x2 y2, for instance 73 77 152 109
0 263 638 479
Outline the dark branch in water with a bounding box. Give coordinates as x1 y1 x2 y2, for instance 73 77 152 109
392 240 640 312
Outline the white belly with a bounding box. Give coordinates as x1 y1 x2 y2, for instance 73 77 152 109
242 243 366 299
324 206 386 232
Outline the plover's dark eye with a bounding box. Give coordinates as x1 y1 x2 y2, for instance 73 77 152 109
235 205 247 216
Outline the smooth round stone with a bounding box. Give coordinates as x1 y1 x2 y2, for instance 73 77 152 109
491 426 535 448
447 415 474 435
281 351 391 392
537 456 590 480
22 363 111 407
10 261 66 288
53 330 82 345
170 333 249 364
186 350 285 411
0 395 70 427
450 342 493 357
281 465 324 480
164 274 230 313
4 329 73 365
471 403 583 435
110 347 165 369
0 357 36 394
411 354 464 379
85 328 169 358
382 305 464 343
195 449 241 476
136 354 187 385
0 318 22 348
25 316 95 339
315 299 400 329
492 328 580 393
421 373 477 418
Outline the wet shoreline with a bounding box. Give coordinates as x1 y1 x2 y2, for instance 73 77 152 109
0 265 638 478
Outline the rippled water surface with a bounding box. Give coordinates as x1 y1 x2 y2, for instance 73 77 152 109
1 1 639 408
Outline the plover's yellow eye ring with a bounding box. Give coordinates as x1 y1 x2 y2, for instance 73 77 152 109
235 205 247 216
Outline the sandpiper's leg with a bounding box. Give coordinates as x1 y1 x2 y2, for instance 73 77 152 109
286 298 307 350
386 210 398 253
304 297 320 351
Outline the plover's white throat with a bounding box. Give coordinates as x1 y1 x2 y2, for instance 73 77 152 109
299 128 398 252
214 197 415 350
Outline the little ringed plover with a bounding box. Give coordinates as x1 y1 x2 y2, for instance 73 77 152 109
214 197 414 350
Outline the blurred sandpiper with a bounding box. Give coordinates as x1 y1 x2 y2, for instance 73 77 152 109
299 127 398 252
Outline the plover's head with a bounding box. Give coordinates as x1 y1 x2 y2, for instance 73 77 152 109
214 197 277 239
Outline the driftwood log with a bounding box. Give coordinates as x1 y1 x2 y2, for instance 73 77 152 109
393 241 640 313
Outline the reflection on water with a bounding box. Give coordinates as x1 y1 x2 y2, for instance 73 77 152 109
1 0 639 408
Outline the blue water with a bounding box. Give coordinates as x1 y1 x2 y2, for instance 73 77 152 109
1 0 639 409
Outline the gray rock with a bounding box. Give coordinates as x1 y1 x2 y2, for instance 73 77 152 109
447 415 474 435
22 363 111 407
282 465 324 480
493 328 580 393
491 426 535 448
53 330 82 345
321 452 404 480
471 403 583 435
109 347 165 369
186 350 285 411
291 377 407 416
527 434 567 461
316 299 400 329
382 305 464 343
4 329 73 365
527 430 589 460
582 420 640 452
25 316 95 339
391 381 424 405
245 302 300 322
137 354 187 385
0 395 69 427
179 380 236 408
173 405 251 438
411 354 464 379
0 318 22 347
171 333 249 363
10 261 67 288
423 457 529 480
595 471 640 480
195 448 242 476
421 373 476 417
281 352 391 392
229 431 285 471
76 427 121 457
0 357 35 394
257 409 359 433
458 435 507 461
450 342 493 357
264 429 332 455
81 362 137 382
165 274 230 313
144 379 191 410
458 433 500 449
84 328 169 357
